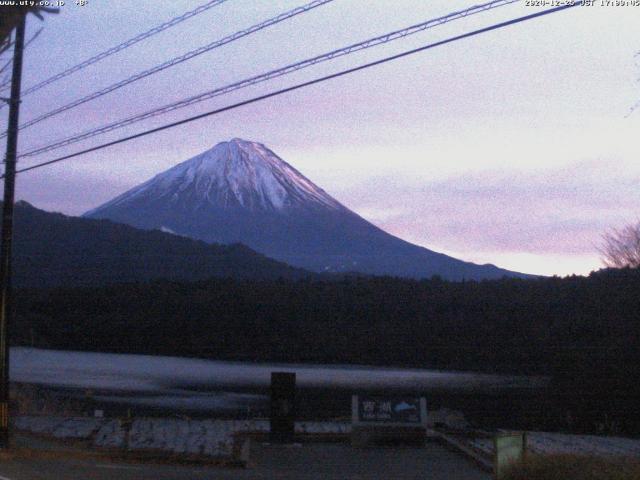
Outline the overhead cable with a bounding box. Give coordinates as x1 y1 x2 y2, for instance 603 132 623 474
2 0 335 136
18 0 521 157
0 0 230 101
7 3 581 178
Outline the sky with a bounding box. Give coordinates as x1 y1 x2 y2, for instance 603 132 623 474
1 0 639 276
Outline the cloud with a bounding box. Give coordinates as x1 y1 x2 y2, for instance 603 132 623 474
338 159 640 260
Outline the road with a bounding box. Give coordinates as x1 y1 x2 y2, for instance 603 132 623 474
0 441 490 480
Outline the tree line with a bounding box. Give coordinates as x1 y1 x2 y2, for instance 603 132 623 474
11 267 640 434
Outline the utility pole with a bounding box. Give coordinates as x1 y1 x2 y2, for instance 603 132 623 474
0 13 26 450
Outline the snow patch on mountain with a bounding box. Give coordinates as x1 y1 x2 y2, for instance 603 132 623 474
159 226 177 235
85 138 342 216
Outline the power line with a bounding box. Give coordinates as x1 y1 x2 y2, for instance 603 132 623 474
17 0 520 159
1 0 334 138
6 3 580 179
0 0 229 101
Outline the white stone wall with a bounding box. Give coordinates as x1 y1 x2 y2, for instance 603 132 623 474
15 416 350 457
470 431 640 457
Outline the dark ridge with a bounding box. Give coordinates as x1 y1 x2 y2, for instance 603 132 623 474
7 201 313 288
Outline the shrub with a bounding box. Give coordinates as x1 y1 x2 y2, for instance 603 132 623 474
502 454 640 480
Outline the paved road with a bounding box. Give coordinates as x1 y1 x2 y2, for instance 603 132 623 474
250 442 491 480
0 442 490 479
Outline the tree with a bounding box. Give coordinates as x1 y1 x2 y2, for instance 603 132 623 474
600 221 640 269
0 6 53 53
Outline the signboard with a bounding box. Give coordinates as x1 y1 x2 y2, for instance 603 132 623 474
494 432 526 479
351 395 427 446
270 372 296 443
355 396 425 425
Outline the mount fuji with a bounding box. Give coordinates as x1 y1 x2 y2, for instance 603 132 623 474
84 138 526 280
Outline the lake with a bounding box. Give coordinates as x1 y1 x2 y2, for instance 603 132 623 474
10 347 547 417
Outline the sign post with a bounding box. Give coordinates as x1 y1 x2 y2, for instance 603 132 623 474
270 372 296 443
494 432 526 479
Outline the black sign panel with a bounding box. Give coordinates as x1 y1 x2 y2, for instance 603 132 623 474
270 372 296 442
357 397 422 424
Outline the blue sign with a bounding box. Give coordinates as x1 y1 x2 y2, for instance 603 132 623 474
357 397 422 424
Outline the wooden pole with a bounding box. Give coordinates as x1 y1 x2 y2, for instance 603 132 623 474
0 12 26 449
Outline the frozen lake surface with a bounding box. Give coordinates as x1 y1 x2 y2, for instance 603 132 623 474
10 347 546 413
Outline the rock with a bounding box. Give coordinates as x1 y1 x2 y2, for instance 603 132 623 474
94 419 126 448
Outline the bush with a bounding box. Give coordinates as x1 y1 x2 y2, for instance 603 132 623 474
502 454 640 480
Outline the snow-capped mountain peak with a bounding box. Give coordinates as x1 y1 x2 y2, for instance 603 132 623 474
86 138 341 216
84 138 526 280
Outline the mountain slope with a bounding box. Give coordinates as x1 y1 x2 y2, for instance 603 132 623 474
10 201 310 288
85 138 528 280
